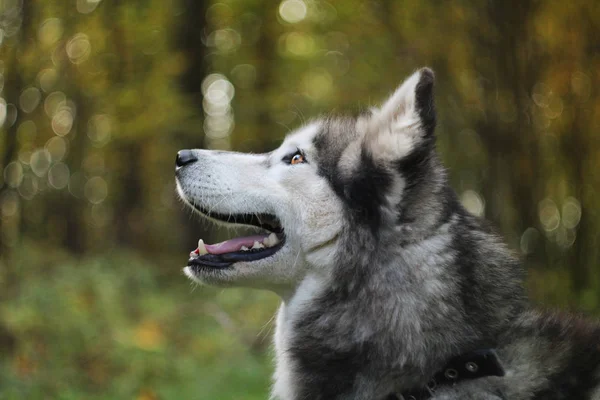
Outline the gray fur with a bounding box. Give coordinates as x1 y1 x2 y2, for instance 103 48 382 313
176 68 600 399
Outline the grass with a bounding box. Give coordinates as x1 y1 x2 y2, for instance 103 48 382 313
0 248 279 399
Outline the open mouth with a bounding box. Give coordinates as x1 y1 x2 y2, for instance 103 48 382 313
187 208 286 269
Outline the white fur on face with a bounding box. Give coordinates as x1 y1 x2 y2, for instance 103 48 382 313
176 122 344 293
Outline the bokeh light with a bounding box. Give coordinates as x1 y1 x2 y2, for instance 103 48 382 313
556 226 577 249
461 190 485 217
202 74 235 148
77 0 102 14
45 136 68 162
520 227 540 255
279 0 307 23
18 173 38 200
52 108 74 136
38 68 59 92
17 149 32 165
203 74 235 106
87 114 112 146
44 91 67 117
207 28 241 53
19 87 41 113
230 64 256 89
30 149 52 177
562 197 582 229
282 31 316 58
3 161 23 188
48 163 70 189
539 198 560 233
84 176 108 204
38 18 63 47
66 33 91 64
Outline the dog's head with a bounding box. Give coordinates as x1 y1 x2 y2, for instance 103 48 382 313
176 68 444 293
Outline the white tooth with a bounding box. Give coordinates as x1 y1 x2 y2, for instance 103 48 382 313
240 246 249 251
268 233 279 246
252 241 261 249
197 239 208 255
263 236 272 247
258 243 265 249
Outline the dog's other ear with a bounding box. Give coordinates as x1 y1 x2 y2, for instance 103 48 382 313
365 68 435 161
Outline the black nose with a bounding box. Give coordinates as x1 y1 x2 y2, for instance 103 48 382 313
176 150 197 167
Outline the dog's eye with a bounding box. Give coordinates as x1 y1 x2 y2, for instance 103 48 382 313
290 153 305 165
283 150 307 165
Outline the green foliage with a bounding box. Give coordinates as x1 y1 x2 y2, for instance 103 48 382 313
0 247 277 399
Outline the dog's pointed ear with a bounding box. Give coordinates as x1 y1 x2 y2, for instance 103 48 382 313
365 68 436 160
379 67 435 135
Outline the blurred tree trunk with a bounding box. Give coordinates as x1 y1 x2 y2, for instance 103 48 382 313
113 141 144 248
175 0 208 251
565 98 592 293
0 0 32 355
472 0 542 247
563 11 599 295
0 54 23 198
106 0 146 249
0 0 31 268
54 2 90 255
178 0 208 111
0 54 22 255
253 5 278 151
63 90 88 254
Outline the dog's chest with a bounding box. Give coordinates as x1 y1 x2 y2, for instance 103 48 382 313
272 305 296 400
272 275 325 400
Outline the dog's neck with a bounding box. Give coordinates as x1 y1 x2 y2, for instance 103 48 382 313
271 215 524 400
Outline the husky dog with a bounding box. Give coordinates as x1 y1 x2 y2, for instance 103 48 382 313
175 68 600 399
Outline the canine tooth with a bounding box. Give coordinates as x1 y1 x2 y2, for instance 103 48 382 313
240 246 249 251
197 239 208 255
252 241 261 249
267 233 279 246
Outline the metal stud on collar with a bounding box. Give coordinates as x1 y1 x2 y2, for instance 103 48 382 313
444 368 458 380
465 361 479 373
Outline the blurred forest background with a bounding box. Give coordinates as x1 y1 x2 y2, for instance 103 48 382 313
0 0 599 398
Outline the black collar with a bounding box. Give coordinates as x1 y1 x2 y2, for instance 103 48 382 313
389 349 505 400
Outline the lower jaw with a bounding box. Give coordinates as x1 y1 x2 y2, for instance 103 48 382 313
184 265 230 284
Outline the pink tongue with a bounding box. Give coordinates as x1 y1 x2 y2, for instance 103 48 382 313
204 234 269 255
